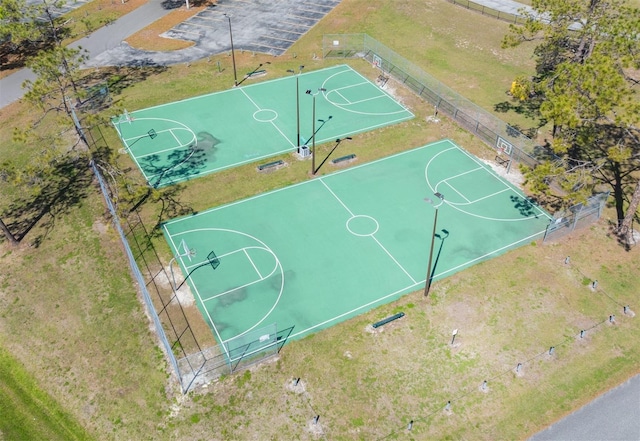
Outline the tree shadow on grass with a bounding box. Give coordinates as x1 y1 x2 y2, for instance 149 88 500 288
80 62 168 99
2 155 94 248
494 99 548 140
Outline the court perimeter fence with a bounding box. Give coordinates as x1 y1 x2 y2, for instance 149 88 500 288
322 34 548 171
542 192 610 242
87 126 291 393
445 0 529 24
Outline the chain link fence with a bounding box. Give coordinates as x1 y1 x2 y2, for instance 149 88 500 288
542 192 610 242
322 34 612 242
322 34 548 171
445 0 529 24
87 126 291 393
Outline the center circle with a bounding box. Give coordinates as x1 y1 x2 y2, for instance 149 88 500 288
346 215 379 237
253 109 278 123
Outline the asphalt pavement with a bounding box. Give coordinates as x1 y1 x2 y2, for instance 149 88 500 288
0 0 342 108
1 0 174 108
529 374 640 441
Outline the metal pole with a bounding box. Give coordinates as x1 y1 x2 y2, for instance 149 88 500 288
311 95 316 174
296 74 300 147
224 14 237 87
424 207 439 297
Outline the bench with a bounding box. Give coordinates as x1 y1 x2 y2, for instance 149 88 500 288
495 155 510 167
377 74 389 87
245 69 266 79
372 312 405 329
331 154 356 164
257 160 284 171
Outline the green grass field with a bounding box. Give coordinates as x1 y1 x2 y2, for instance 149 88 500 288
0 0 639 440
0 346 93 440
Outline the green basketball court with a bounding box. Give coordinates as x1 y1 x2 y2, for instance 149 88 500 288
162 139 552 355
113 65 414 187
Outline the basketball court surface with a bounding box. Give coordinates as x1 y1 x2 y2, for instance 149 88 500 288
162 139 552 357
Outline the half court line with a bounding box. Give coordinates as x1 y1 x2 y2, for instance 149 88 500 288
371 235 417 285
319 178 355 216
320 178 417 285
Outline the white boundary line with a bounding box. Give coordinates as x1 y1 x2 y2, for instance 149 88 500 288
166 227 285 345
321 69 413 117
163 140 456 225
426 146 551 222
163 140 552 344
165 228 229 360
456 147 551 220
288 282 421 340
130 64 352 113
125 64 413 186
111 120 150 181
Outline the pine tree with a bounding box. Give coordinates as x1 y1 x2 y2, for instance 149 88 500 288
504 0 640 245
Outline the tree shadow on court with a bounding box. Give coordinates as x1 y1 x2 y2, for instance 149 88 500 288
1 155 94 248
510 195 541 218
151 185 196 235
138 133 219 189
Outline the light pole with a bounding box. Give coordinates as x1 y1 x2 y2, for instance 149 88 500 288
306 87 326 175
424 192 445 297
223 13 237 87
287 66 304 149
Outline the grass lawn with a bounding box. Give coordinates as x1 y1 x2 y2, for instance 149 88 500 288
0 346 94 440
0 0 639 440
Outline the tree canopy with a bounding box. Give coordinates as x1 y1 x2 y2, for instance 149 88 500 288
504 0 640 246
0 0 90 246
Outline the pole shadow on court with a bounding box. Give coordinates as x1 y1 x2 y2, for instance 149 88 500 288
429 228 450 288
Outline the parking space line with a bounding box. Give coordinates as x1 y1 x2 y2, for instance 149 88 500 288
295 7 325 14
303 1 334 8
261 35 297 43
183 22 216 31
280 20 312 28
268 26 304 35
260 34 296 43
189 15 223 23
303 1 331 7
287 13 319 21
170 29 203 37
252 42 288 51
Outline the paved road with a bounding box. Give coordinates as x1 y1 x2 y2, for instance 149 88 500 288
0 0 174 108
529 374 640 441
0 0 535 109
0 0 342 108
